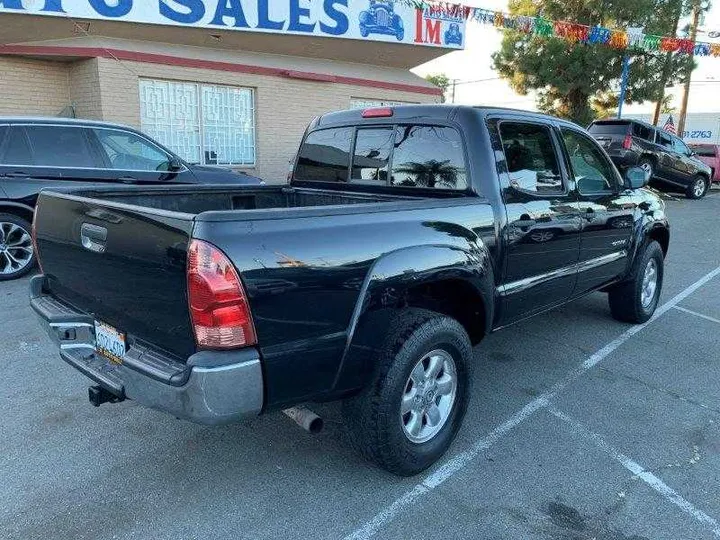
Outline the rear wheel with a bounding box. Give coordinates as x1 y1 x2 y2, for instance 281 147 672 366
0 213 35 281
686 175 708 199
343 308 472 476
608 241 664 323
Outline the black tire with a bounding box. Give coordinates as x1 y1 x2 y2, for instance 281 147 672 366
686 175 708 199
0 213 36 281
343 308 472 476
638 157 655 181
608 240 664 323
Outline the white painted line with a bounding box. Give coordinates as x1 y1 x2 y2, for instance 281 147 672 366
674 305 720 326
549 407 720 538
342 266 720 540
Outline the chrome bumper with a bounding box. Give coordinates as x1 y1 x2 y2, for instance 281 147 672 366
30 275 264 425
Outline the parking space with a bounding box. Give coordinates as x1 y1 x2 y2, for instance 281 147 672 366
1 189 719 540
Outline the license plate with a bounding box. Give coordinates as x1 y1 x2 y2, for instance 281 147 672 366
94 321 127 364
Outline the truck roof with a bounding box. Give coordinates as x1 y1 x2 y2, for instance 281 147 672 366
316 104 582 129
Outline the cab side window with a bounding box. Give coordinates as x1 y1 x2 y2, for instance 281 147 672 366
560 128 618 194
24 126 98 168
672 136 690 156
658 132 673 149
94 129 173 171
498 122 563 193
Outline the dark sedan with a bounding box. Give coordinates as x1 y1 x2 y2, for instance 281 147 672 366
0 117 263 280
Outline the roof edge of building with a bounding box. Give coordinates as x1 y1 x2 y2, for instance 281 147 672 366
0 44 442 97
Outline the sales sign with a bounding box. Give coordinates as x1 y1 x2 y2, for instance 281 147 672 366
0 0 466 49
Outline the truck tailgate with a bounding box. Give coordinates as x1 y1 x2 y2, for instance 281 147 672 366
34 191 196 359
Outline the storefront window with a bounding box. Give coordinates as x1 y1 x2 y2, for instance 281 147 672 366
139 79 255 167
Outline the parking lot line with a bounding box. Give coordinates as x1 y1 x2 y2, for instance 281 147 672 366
548 407 720 538
342 266 720 540
674 306 720 326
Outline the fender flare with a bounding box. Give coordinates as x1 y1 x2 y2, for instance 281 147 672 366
0 200 35 219
331 243 494 391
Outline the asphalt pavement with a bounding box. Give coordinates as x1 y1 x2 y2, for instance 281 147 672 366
1 187 720 540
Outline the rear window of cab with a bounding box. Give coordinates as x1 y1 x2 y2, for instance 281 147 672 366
294 125 469 191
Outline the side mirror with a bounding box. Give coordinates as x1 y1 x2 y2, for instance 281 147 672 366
168 157 183 171
625 166 648 189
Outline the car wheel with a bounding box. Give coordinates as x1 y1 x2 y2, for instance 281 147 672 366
608 240 664 324
638 158 654 181
396 27 404 41
0 213 36 281
360 23 369 38
343 308 472 476
686 175 708 199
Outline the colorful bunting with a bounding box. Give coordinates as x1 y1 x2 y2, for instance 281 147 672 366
398 1 718 57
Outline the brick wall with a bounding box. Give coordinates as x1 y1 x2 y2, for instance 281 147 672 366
0 57 70 116
95 57 437 183
69 58 103 120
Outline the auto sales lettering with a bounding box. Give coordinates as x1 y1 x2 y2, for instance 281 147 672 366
0 0 465 49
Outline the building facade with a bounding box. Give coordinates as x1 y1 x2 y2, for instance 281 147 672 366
0 1 466 182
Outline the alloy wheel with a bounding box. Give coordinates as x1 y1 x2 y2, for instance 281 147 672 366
400 349 458 444
640 259 658 309
0 221 34 276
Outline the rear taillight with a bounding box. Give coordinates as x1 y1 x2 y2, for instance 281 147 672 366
623 134 632 150
187 239 256 349
31 209 44 274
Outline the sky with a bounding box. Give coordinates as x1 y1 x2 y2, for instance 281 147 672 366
412 0 720 114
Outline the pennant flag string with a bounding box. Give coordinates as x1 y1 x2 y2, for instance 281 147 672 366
398 1 720 57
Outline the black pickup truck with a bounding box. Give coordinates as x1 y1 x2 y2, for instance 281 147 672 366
31 106 669 476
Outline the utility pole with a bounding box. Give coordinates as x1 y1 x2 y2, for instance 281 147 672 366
677 0 702 137
450 79 457 104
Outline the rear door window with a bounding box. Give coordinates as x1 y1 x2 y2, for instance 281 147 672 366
24 125 98 168
390 126 468 190
498 122 563 194
351 128 394 183
1 127 34 166
658 132 673 149
295 127 353 182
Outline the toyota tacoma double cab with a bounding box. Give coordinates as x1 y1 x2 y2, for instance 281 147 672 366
31 106 669 476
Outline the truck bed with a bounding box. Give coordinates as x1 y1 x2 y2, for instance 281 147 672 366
63 185 417 215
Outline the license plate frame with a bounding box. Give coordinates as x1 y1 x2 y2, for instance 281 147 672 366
94 321 127 365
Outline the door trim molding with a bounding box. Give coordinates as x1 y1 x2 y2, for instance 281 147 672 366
498 251 627 297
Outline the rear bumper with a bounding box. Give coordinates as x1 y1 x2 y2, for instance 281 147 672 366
30 275 264 425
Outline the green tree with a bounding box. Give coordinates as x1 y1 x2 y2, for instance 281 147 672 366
492 0 701 125
425 73 450 103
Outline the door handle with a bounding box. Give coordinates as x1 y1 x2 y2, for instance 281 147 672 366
118 176 137 183
80 223 108 254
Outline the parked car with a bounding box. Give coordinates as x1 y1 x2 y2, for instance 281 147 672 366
588 118 712 200
688 143 720 183
359 0 404 41
31 105 669 476
444 23 463 46
0 117 263 280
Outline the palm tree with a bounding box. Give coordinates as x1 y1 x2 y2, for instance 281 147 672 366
393 159 460 188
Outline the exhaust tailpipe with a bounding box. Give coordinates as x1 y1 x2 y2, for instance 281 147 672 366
282 406 323 434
